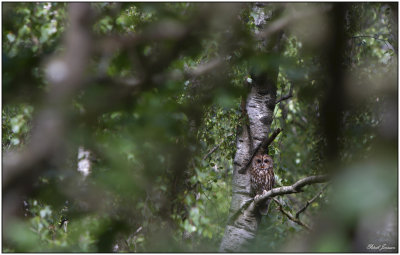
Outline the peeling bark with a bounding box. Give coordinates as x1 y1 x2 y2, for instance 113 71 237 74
220 77 278 252
219 5 283 251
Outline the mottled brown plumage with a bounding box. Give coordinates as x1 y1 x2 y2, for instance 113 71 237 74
250 154 275 215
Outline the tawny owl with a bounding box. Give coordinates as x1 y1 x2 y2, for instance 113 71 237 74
250 154 275 215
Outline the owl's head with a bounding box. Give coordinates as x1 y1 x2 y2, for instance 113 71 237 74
253 154 273 170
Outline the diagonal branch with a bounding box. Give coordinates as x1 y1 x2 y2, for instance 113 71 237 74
203 133 234 161
203 141 224 161
238 128 282 174
257 5 332 39
295 183 329 219
261 128 282 152
273 198 310 230
186 58 223 77
276 85 293 104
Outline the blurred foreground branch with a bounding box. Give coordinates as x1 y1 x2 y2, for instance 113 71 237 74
257 5 332 39
186 58 223 77
3 3 93 191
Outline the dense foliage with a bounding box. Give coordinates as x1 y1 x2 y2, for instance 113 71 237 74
3 3 397 252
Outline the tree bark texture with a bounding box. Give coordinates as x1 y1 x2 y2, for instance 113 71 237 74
219 6 283 251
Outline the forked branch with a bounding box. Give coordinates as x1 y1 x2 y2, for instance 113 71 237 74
254 175 329 206
228 175 329 224
295 183 329 219
273 198 310 230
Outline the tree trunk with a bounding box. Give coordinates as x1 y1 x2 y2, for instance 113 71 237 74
219 5 283 252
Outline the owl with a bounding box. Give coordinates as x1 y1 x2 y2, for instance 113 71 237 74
250 154 275 215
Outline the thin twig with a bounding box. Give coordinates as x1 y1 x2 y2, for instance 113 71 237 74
203 142 223 161
203 133 233 161
295 183 329 219
351 35 395 51
273 198 310 230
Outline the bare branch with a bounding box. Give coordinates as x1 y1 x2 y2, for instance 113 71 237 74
276 94 293 104
203 142 224 161
228 174 329 225
295 183 329 219
273 198 311 230
254 175 329 206
203 133 233 161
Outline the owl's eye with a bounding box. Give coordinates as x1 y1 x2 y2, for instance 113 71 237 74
264 159 269 163
257 159 262 163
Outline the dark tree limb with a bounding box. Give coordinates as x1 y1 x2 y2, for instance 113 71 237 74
295 183 329 219
276 85 293 104
276 93 293 104
262 128 282 151
273 198 311 230
238 128 282 174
